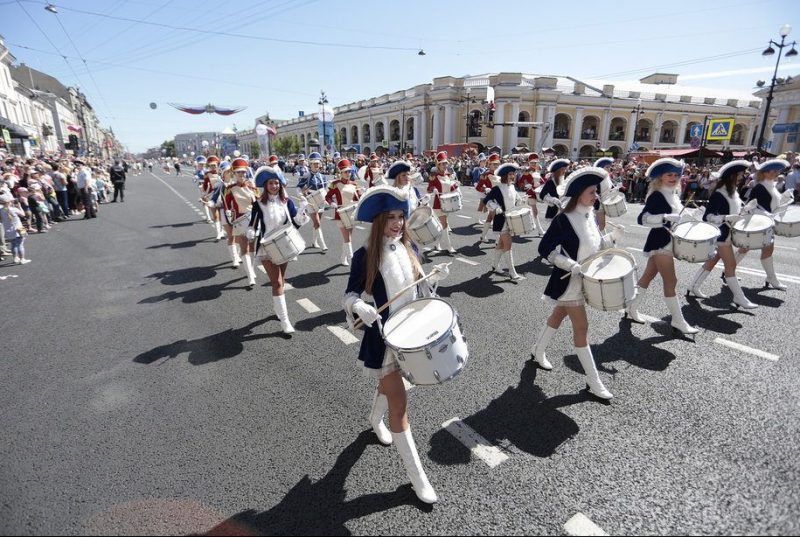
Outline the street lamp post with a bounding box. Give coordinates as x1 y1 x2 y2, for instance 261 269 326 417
698 115 711 167
756 24 798 153
318 90 329 156
458 91 478 145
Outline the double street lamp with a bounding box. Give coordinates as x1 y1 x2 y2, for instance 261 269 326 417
756 24 798 153
459 92 479 144
318 90 330 155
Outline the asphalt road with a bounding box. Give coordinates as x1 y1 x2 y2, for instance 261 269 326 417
1 168 798 536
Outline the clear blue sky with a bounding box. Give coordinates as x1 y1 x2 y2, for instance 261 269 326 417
2 0 797 153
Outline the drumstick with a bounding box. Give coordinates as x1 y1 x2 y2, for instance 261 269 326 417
679 191 697 216
351 267 448 330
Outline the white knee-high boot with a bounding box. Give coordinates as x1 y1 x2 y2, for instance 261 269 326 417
347 241 354 262
312 228 320 248
340 242 350 266
203 204 212 223
215 220 224 240
625 286 647 323
229 244 240 267
507 250 524 280
243 253 256 287
688 267 711 299
491 249 505 273
533 214 544 237
531 325 556 370
441 229 456 253
317 227 328 251
725 276 757 309
272 294 295 334
480 219 491 242
576 346 613 400
392 428 438 504
761 256 787 290
368 390 392 445
664 295 699 335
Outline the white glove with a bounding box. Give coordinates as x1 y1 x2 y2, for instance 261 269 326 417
419 194 431 206
543 194 560 206
483 187 491 194
428 262 451 283
742 199 758 215
551 252 580 274
570 263 582 276
330 201 338 210
433 188 440 195
352 300 380 327
486 200 500 213
225 210 233 221
245 228 256 241
724 214 744 224
299 200 309 213
781 189 795 202
663 213 682 223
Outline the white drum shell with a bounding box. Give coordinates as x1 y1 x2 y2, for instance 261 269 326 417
672 221 721 263
581 252 638 312
731 214 774 250
337 205 357 230
774 206 800 238
232 214 251 236
439 191 463 213
383 298 468 386
506 207 534 235
306 189 327 212
408 207 443 246
601 193 627 218
260 225 306 265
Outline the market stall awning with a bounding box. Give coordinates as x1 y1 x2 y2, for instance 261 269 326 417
0 117 31 138
654 148 723 158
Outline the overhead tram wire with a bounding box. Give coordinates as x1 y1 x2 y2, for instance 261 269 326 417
589 47 764 79
87 0 177 52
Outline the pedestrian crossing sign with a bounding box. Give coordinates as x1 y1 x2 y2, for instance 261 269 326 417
706 118 735 141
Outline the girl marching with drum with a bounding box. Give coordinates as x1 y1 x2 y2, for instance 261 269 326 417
297 152 329 252
540 158 571 226
223 158 259 287
593 157 617 232
325 158 361 266
735 158 791 290
202 156 226 240
625 158 699 336
687 160 757 308
477 153 501 242
482 163 526 280
517 154 545 237
389 161 425 211
247 167 309 334
343 185 449 504
533 167 620 400
427 151 460 254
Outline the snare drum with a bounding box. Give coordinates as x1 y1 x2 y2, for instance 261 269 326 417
232 213 251 236
731 214 774 250
439 191 463 213
259 225 306 265
382 298 468 386
505 207 534 236
773 206 800 238
337 204 358 230
671 221 720 263
407 206 443 246
305 188 327 212
581 251 638 312
601 192 627 218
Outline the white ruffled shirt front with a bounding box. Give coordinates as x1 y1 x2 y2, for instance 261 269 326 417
380 237 417 314
762 180 780 212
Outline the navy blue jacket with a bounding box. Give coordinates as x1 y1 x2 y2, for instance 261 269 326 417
637 191 674 252
483 185 514 232
540 178 560 219
703 190 734 242
748 183 774 213
538 213 580 301
249 198 300 254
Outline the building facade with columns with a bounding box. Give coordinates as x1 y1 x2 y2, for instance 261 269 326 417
754 75 800 154
273 72 767 159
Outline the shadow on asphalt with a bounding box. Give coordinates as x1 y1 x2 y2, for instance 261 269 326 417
428 361 582 464
146 237 217 250
139 277 249 304
199 430 428 536
435 272 506 299
146 263 229 286
450 224 480 237
286 265 350 290
516 257 555 278
132 318 290 366
149 221 201 229
293 310 347 332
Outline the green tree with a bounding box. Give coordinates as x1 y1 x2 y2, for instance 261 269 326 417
249 141 261 159
160 139 175 157
273 136 300 157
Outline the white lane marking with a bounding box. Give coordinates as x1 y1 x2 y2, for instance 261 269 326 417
402 377 414 391
327 325 359 345
774 245 797 251
296 298 320 313
625 247 643 252
713 265 800 285
714 337 779 361
455 257 480 266
284 283 294 290
355 225 366 230
442 418 508 468
0 274 19 281
257 265 267 274
564 512 609 536
456 214 472 219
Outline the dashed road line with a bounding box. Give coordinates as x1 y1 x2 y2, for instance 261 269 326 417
327 325 359 345
625 246 644 252
0 274 19 281
355 225 366 230
296 298 320 313
456 214 472 219
564 512 608 536
442 418 508 468
455 257 480 266
712 265 800 285
774 245 797 251
714 337 779 361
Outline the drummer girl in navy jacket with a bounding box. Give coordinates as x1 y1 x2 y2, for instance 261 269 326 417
533 167 620 400
343 186 449 504
247 166 309 334
687 160 757 308
540 158 571 225
736 158 792 290
625 158 699 336
483 162 526 280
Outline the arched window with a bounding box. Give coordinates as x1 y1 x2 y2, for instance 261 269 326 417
660 120 679 144
518 111 530 138
635 118 653 142
468 109 483 137
554 114 571 139
362 124 370 143
389 120 400 142
351 125 358 145
552 144 569 157
609 117 627 141
406 117 414 141
581 116 599 140
579 145 595 158
375 122 385 144
339 127 347 145
731 124 745 145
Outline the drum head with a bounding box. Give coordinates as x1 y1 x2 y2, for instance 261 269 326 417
775 205 800 224
673 221 720 240
409 207 433 229
582 253 635 279
440 192 460 200
733 214 773 231
506 207 530 218
384 299 454 349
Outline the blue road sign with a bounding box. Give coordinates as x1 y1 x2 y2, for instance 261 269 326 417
690 124 704 138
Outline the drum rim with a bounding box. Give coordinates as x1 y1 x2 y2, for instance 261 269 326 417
262 225 296 240
383 298 458 350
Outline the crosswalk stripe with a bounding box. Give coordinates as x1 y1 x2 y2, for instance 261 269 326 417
327 325 359 345
296 298 320 313
564 513 608 536
442 418 508 468
713 337 779 361
455 257 480 266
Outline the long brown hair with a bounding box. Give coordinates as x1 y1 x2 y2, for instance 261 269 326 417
713 172 738 197
364 211 423 295
259 180 287 204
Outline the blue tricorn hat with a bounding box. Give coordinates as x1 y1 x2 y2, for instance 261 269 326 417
756 158 790 173
496 162 520 178
563 167 607 198
387 160 412 180
308 152 321 162
254 165 286 187
195 156 207 164
547 158 571 174
593 157 614 169
716 159 751 180
646 158 685 178
355 185 410 223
